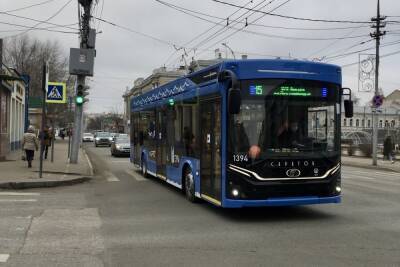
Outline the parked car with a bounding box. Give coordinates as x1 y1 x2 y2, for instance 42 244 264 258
94 132 112 147
82 133 94 142
111 136 130 156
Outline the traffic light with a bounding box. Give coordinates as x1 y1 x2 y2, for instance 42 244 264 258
76 85 84 105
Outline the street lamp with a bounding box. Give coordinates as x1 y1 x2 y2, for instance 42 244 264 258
222 43 236 59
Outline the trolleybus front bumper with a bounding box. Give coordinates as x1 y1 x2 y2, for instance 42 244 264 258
223 195 341 208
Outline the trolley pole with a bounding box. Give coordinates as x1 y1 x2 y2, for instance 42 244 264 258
371 0 386 166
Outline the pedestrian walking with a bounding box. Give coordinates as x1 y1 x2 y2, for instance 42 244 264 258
383 136 395 164
22 125 39 168
40 126 53 160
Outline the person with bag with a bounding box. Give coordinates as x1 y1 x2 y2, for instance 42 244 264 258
22 126 39 168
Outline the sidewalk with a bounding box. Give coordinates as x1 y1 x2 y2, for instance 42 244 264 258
342 155 400 173
0 139 93 189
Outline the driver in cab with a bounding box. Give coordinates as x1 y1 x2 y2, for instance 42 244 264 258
277 120 304 149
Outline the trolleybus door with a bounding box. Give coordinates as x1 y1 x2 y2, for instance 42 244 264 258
156 109 167 179
200 98 222 202
132 113 141 165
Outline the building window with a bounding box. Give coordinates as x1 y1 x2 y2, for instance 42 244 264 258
356 119 359 127
391 120 395 127
343 118 347 127
379 120 383 128
349 119 353 127
362 119 365 127
385 120 389 127
368 119 371 128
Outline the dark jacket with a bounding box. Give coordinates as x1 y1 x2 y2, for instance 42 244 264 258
383 137 394 156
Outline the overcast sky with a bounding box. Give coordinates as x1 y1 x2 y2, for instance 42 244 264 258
1 0 400 113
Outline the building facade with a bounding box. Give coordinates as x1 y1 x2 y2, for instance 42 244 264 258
0 66 26 159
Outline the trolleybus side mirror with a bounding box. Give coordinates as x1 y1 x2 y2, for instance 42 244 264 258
342 87 353 118
218 69 241 114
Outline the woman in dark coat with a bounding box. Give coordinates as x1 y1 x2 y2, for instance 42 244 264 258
383 136 395 163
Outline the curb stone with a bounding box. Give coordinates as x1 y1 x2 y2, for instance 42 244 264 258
0 176 92 190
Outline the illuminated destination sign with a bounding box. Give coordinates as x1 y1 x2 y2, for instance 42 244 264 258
273 86 311 97
246 82 330 98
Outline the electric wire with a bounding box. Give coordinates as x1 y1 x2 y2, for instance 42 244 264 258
197 0 292 59
190 0 273 54
325 39 400 62
341 48 400 68
212 0 372 24
1 0 59 13
306 26 367 59
158 0 254 65
157 0 372 31
0 11 77 31
2 0 74 38
91 16 178 46
0 21 78 34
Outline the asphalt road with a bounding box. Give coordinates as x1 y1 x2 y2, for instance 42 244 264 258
1 144 399 266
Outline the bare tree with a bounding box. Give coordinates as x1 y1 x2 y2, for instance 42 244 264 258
4 35 71 127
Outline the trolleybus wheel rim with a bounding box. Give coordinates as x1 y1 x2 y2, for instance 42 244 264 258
185 170 196 202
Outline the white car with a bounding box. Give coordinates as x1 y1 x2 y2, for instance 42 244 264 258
82 133 94 142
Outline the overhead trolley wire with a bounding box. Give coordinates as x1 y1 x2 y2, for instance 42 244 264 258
157 0 372 31
212 0 372 24
190 0 274 53
197 0 292 58
158 0 255 65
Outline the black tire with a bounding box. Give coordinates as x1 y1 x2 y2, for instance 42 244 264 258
141 158 148 178
184 168 197 203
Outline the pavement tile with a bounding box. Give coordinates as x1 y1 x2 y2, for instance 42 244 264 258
0 139 93 189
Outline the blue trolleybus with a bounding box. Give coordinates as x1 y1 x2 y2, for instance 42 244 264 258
130 59 353 208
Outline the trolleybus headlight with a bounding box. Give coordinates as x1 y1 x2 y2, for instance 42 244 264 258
335 186 341 193
232 189 240 198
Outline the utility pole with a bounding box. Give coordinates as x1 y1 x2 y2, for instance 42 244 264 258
371 0 386 166
70 0 92 164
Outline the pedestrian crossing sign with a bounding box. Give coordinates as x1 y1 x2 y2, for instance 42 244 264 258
46 82 66 103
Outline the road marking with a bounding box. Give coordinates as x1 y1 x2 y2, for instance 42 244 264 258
124 169 147 181
105 171 120 182
0 192 40 196
0 254 10 263
0 199 37 202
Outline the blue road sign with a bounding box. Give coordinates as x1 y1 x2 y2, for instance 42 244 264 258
372 95 383 108
46 82 66 103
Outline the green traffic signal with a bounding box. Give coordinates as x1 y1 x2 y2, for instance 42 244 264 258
76 96 84 105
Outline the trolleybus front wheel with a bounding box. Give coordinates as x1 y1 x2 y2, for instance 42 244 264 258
184 168 197 203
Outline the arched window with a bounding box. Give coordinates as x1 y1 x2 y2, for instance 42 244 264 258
362 119 365 127
356 119 359 127
368 120 371 128
350 119 353 127
343 118 347 127
379 120 383 128
391 120 395 127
